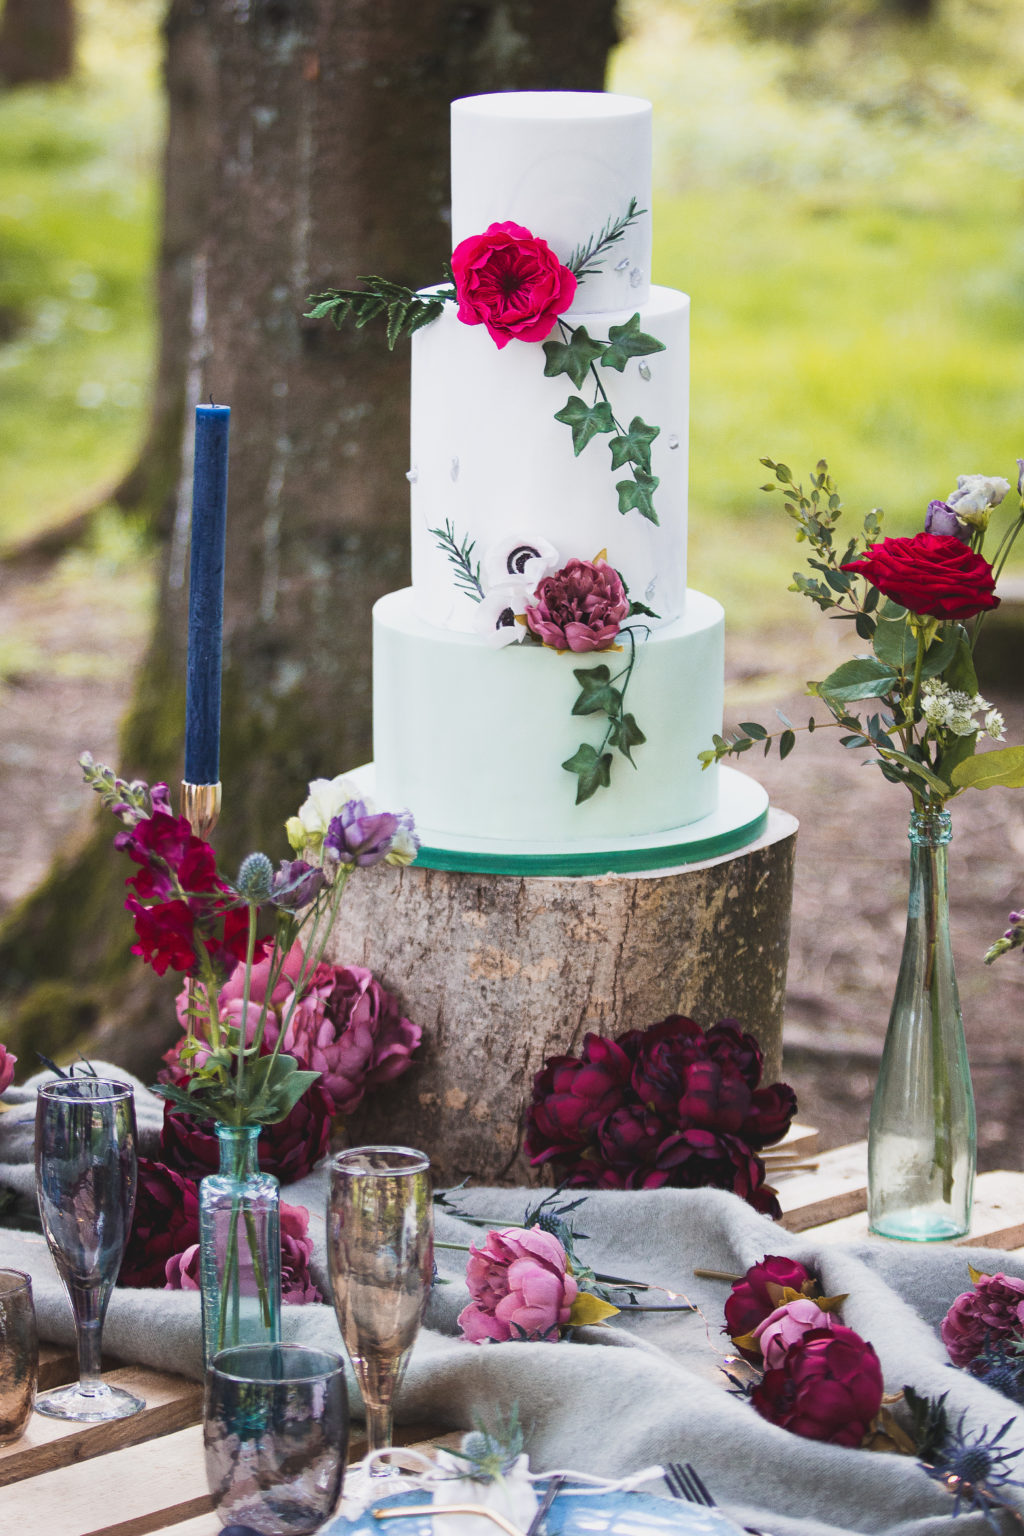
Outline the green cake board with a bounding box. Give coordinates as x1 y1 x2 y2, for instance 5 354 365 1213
346 764 769 878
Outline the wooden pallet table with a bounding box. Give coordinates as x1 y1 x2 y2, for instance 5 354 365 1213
5 1128 1023 1536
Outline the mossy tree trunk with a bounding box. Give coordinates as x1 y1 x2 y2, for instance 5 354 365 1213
0 0 75 87
0 0 619 1077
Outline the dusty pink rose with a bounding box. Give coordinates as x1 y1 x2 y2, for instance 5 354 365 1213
0 1044 16 1096
282 964 421 1116
750 1325 883 1447
458 1227 578 1343
753 1298 836 1370
525 558 629 653
451 221 576 349
166 1200 321 1304
941 1270 1024 1368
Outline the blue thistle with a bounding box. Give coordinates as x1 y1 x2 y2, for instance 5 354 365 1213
970 1340 1024 1406
236 852 274 903
921 1411 1024 1526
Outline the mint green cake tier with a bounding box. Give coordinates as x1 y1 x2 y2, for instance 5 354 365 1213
370 586 732 850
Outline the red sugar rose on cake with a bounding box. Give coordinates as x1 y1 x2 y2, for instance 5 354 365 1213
451 221 577 349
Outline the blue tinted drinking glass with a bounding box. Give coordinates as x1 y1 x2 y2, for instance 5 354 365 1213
34 1076 143 1422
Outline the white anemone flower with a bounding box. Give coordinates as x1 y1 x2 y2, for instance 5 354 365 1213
473 582 531 648
481 533 560 595
986 708 1007 742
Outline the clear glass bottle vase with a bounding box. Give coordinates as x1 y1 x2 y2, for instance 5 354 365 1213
199 1124 282 1364
867 809 976 1240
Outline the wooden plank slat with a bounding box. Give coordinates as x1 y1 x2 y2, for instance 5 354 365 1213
805 1169 1024 1249
0 1366 202 1488
37 1344 78 1392
776 1141 868 1232
765 1122 819 1160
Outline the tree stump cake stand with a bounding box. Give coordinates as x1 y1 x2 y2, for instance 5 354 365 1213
330 766 797 1186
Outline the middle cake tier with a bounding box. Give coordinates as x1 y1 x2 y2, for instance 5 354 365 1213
409 284 690 633
373 586 724 846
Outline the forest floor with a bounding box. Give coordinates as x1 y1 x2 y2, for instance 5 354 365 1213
2 546 1022 1172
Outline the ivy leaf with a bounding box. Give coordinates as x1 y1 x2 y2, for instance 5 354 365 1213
609 712 646 764
628 600 660 620
616 469 660 525
542 326 606 389
600 313 667 373
608 416 661 473
951 744 1024 791
562 743 613 804
571 665 622 719
554 396 616 455
818 657 899 706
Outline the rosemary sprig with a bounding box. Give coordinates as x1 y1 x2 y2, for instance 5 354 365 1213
305 277 455 349
429 519 484 601
566 198 644 280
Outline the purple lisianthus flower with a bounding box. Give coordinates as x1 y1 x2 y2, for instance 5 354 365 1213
924 499 969 542
324 801 400 867
272 858 326 909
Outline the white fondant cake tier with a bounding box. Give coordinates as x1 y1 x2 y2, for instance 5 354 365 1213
410 285 689 632
372 586 723 845
452 92 652 315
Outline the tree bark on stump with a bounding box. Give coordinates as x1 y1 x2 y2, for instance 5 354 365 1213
0 0 619 1069
332 809 798 1186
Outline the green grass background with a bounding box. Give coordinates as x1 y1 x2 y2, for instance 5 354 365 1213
1 0 1022 631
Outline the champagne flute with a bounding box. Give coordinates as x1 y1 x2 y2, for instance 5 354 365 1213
34 1077 144 1422
327 1147 432 1485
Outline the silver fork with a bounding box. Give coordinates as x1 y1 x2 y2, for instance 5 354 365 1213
664 1462 715 1507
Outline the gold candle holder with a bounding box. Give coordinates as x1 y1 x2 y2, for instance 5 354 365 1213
180 780 222 840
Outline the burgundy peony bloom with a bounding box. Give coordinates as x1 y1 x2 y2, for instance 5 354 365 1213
750 1325 884 1447
283 964 420 1115
0 1043 16 1096
941 1270 1024 1368
451 221 577 349
525 558 629 653
458 1227 578 1343
525 1014 795 1216
119 1158 200 1289
724 1255 816 1350
840 532 1000 621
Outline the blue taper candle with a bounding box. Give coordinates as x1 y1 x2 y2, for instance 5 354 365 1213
184 403 230 785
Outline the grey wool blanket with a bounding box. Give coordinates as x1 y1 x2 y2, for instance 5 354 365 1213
2 1070 1022 1536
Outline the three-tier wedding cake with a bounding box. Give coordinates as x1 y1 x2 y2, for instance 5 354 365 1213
353 91 767 873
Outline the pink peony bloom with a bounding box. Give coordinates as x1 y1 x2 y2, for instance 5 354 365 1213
751 1325 884 1447
753 1298 836 1370
941 1270 1024 1368
283 964 421 1116
525 558 629 653
165 1200 321 1304
458 1227 578 1344
0 1043 16 1096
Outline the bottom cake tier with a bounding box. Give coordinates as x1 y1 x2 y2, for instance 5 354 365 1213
372 586 727 846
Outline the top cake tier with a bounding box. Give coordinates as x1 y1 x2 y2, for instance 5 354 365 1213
451 92 653 314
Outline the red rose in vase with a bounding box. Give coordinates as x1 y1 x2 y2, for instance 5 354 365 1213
451 221 577 349
840 532 1000 621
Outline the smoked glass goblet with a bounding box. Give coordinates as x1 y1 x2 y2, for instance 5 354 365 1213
0 1269 38 1443
34 1077 144 1422
327 1147 432 1479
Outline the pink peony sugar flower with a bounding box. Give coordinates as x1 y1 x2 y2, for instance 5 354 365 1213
752 1298 837 1370
525 558 629 653
0 1043 16 1096
458 1227 579 1344
942 1270 1024 1368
